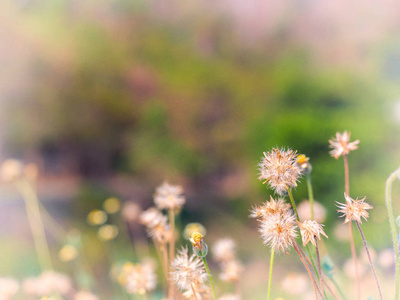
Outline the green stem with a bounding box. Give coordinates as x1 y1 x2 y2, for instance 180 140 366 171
330 277 348 300
267 249 275 300
287 188 299 219
385 167 400 300
306 174 314 220
202 257 217 300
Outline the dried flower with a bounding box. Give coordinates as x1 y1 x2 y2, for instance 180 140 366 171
0 277 19 299
329 131 359 159
124 262 157 295
154 181 185 211
259 211 297 252
296 220 328 247
250 196 291 220
337 193 373 224
171 247 208 292
140 207 166 228
121 202 142 223
212 238 236 262
219 259 243 282
258 148 302 195
23 271 72 296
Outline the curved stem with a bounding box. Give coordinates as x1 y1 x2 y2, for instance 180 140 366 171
315 238 325 299
293 242 322 300
267 249 275 300
202 257 217 300
343 154 360 300
385 167 400 300
306 174 314 220
287 188 299 219
355 221 383 300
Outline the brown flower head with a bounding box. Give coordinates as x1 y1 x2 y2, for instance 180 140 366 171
258 148 302 195
296 220 328 247
250 196 291 220
329 131 360 159
337 193 373 224
259 211 297 252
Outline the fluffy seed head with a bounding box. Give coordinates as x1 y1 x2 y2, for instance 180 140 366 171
296 220 328 247
123 263 157 295
171 247 208 291
329 131 359 159
259 211 297 252
258 148 302 195
250 196 291 220
154 181 185 211
337 193 373 224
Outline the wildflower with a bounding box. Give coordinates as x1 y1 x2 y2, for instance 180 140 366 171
183 223 207 240
154 181 185 211
171 247 208 292
121 202 142 224
212 238 236 262
0 277 19 299
140 207 166 229
124 263 157 295
250 196 291 220
259 211 297 252
297 154 312 174
190 232 208 257
258 148 302 195
296 220 328 247
329 131 359 159
219 259 243 282
337 193 373 224
23 271 72 296
298 200 326 223
74 290 99 300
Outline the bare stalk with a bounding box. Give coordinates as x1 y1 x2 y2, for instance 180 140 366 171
293 242 322 300
315 238 325 299
267 249 275 300
343 154 360 300
355 221 383 300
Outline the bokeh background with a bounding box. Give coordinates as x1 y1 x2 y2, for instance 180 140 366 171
1 0 400 299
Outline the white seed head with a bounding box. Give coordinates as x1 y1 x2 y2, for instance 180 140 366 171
124 263 157 295
154 181 185 211
329 131 359 159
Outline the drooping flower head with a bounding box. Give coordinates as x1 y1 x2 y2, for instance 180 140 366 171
337 193 373 224
258 148 302 195
259 211 298 252
329 131 360 159
154 181 185 211
296 220 328 247
171 247 208 292
250 196 291 220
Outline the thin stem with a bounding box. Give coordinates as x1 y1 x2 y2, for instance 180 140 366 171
330 277 348 300
385 167 400 300
15 180 53 271
315 238 325 299
267 249 275 300
355 221 383 300
293 242 322 300
287 188 299 219
343 154 360 300
168 209 175 300
202 257 217 300
322 278 340 300
306 174 314 220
